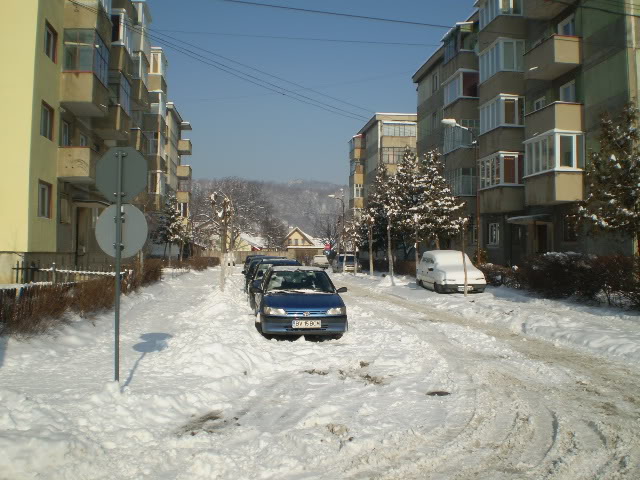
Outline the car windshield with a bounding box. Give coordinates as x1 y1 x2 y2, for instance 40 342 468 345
266 270 334 293
339 255 355 263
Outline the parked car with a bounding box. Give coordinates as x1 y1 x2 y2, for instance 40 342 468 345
253 266 348 339
243 256 283 292
331 254 358 273
248 258 301 310
243 254 266 272
416 250 486 293
311 254 330 269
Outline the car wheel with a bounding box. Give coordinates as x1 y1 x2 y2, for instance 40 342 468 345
434 282 443 294
476 287 485 293
332 334 343 340
417 279 423 288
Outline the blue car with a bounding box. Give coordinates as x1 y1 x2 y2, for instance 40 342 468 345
254 266 348 339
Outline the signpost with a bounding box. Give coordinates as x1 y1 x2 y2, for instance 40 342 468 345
95 147 148 382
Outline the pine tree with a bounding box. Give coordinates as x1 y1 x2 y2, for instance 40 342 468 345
409 150 466 249
153 195 186 259
579 103 640 255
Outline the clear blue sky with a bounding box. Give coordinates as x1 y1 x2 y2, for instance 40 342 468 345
147 0 473 183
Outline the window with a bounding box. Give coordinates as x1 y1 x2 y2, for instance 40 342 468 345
381 147 415 164
38 181 52 218
488 223 500 246
560 80 576 102
61 121 71 146
558 14 576 36
479 95 524 134
479 152 524 188
150 51 167 76
444 23 476 63
79 133 88 147
533 96 546 112
431 71 439 94
479 0 522 30
354 184 363 198
563 215 578 242
111 11 133 54
44 22 57 62
479 38 524 83
294 239 299 246
445 168 477 196
40 102 54 140
108 72 131 116
63 29 109 86
443 70 478 106
382 123 416 137
524 131 584 176
179 202 188 217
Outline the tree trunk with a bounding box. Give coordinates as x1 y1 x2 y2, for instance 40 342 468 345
415 229 420 278
387 223 394 284
368 224 374 276
435 236 441 249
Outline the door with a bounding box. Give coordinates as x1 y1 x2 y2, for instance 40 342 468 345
536 224 548 254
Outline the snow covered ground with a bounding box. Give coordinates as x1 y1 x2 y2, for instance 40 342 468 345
1 268 639 479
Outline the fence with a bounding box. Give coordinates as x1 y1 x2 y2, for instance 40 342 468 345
11 261 130 285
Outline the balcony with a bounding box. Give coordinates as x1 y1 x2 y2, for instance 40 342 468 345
178 139 192 155
148 74 168 94
147 154 167 172
61 73 110 117
57 147 99 183
480 186 524 214
109 45 135 77
350 148 365 160
177 191 191 204
524 0 572 20
177 165 192 179
525 102 584 139
63 0 112 47
131 78 149 110
525 170 584 206
525 35 581 81
93 105 131 140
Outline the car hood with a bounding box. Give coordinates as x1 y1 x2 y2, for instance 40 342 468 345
263 293 345 310
436 266 486 281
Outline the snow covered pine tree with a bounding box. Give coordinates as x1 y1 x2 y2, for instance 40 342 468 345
580 103 640 255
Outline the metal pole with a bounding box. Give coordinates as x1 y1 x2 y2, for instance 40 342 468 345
474 131 481 265
114 149 125 382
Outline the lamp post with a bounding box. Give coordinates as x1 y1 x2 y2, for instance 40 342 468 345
328 191 345 269
441 118 481 264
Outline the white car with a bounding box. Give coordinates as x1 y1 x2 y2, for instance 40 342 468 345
311 255 330 269
416 250 486 293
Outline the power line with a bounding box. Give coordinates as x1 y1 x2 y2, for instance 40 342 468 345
69 1 371 122
154 29 439 47
150 29 373 114
219 0 453 29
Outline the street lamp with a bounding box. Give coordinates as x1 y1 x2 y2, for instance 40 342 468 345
441 118 481 265
328 191 345 266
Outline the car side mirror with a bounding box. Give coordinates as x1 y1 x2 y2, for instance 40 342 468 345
336 287 347 293
251 279 263 292
428 267 434 272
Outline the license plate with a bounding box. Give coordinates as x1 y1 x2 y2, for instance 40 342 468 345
292 320 321 328
458 285 472 292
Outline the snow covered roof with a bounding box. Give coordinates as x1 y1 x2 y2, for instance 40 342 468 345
240 233 265 248
285 227 325 249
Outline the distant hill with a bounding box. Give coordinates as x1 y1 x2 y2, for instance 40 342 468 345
260 180 347 234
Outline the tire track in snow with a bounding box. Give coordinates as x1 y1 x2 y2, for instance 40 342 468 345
336 281 640 479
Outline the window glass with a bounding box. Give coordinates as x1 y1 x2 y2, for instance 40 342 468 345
503 41 515 69
80 134 88 147
503 156 515 183
41 102 53 140
560 135 573 167
560 81 576 102
38 181 51 218
63 29 109 86
45 22 57 61
61 121 71 146
504 98 515 123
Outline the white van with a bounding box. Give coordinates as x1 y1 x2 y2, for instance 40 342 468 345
416 250 486 293
312 255 330 269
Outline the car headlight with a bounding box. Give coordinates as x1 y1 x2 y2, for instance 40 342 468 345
263 306 287 315
326 307 346 315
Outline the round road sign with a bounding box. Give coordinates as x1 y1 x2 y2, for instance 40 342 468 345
96 204 149 258
96 147 148 203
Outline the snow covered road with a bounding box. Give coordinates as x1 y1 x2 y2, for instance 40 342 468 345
1 268 639 479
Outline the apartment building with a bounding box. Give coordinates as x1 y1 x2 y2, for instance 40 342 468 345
413 16 480 256
0 0 193 283
412 0 639 266
348 113 417 216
